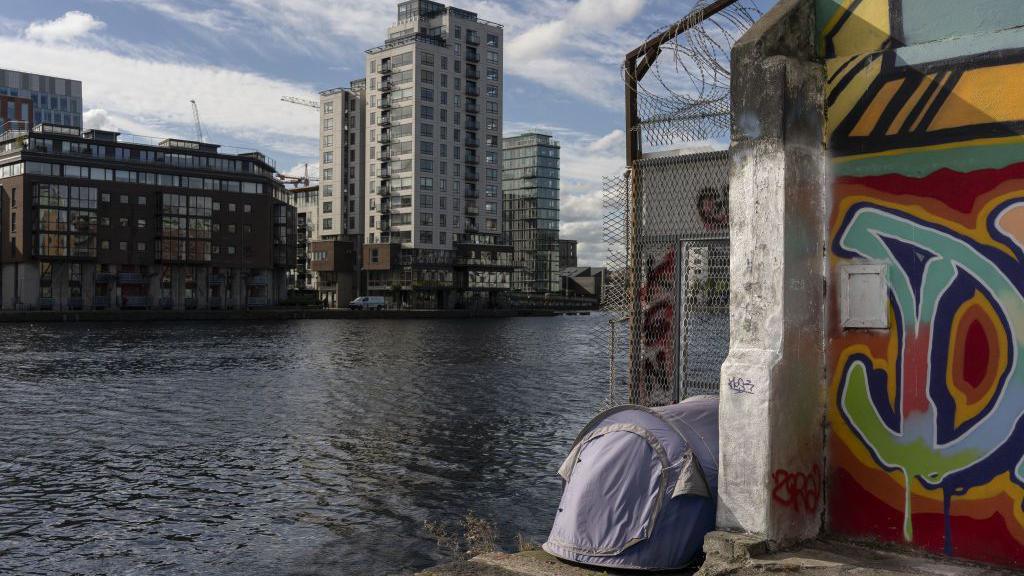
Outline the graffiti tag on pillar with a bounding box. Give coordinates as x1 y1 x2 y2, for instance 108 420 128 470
772 465 821 514
726 376 755 394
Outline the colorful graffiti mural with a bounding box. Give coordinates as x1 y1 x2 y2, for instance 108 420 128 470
820 0 1024 567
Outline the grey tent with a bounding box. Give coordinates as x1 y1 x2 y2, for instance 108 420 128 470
543 396 719 571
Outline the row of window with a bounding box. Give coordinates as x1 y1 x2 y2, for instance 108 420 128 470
20 162 268 194
27 138 272 176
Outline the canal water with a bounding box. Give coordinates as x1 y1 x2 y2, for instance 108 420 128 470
0 315 607 575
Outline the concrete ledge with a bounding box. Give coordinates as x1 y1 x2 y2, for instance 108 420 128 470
0 308 564 323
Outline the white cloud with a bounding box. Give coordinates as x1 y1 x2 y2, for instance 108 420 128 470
588 129 625 152
25 11 105 43
0 35 319 160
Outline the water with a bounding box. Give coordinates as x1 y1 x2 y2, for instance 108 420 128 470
0 315 607 575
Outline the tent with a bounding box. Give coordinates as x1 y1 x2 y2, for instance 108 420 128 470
542 396 719 571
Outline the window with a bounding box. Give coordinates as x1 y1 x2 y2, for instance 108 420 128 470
422 52 434 66
421 141 433 155
228 224 236 233
213 201 220 211
137 218 146 228
422 159 433 172
420 178 434 192
485 202 497 214
323 168 333 180
487 85 498 97
487 101 498 113
323 118 334 130
439 197 447 209
439 214 446 227
100 216 110 226
487 118 498 130
421 88 434 101
244 204 252 213
137 241 146 252
323 218 333 230
421 106 434 120
487 34 498 47
229 203 236 212
420 123 434 137
228 245 236 255
324 151 334 164
323 101 334 114
137 196 147 205
486 151 496 164
487 68 498 81
100 240 109 250
120 194 129 204
119 217 129 228
101 192 110 203
119 241 128 251
486 185 497 197
420 194 433 207
422 70 434 84
244 225 252 234
486 135 498 147
419 230 433 244
324 135 333 147
420 213 433 226
487 51 499 63
323 201 333 213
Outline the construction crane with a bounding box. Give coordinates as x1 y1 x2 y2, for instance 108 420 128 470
281 96 320 110
276 163 319 187
190 99 205 143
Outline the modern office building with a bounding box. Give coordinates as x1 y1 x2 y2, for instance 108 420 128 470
559 238 577 269
503 132 560 294
361 0 510 308
0 69 83 129
0 124 296 311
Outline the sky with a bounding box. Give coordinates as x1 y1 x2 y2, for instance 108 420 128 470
0 0 771 266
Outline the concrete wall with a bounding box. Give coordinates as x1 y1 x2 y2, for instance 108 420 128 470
818 0 1024 567
718 0 828 547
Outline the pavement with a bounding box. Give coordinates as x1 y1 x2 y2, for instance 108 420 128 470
417 533 1019 576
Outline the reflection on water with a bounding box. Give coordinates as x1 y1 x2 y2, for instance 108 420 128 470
0 316 606 575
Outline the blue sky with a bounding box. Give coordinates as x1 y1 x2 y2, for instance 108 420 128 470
0 0 772 265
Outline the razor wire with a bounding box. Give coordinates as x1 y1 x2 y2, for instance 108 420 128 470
623 0 761 149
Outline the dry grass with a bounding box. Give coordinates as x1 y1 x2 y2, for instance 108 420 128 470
424 512 500 561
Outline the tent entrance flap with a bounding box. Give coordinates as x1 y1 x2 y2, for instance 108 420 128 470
547 430 666 556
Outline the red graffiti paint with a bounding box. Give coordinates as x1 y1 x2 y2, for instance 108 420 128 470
772 465 821 514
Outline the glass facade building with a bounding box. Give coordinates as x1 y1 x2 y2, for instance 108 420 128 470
502 133 559 294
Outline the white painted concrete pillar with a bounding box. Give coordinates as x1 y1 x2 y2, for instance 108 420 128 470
716 7 828 546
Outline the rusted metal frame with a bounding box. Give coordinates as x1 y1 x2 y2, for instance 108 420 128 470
623 0 740 404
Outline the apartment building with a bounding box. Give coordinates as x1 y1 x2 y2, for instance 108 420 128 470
0 69 83 129
362 0 510 309
311 81 367 307
559 239 577 270
0 124 296 311
286 184 319 291
503 132 560 294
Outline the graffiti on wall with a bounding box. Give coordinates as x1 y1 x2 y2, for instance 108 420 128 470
772 466 822 515
821 0 1024 567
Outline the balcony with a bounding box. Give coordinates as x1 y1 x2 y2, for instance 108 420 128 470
466 86 480 97
377 185 391 196
465 204 480 215
379 116 392 128
380 170 392 180
466 33 480 46
465 137 480 148
381 63 392 73
248 275 270 286
380 134 392 144
465 187 480 199
208 274 226 285
465 120 479 131
465 154 479 165
380 81 394 93
123 296 150 309
380 100 392 110
465 102 479 114
466 68 480 80
118 272 147 285
465 171 480 182
466 51 480 63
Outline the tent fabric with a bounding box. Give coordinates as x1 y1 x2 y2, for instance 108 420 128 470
543 396 719 571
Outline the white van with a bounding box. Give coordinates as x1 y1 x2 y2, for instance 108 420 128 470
348 296 385 311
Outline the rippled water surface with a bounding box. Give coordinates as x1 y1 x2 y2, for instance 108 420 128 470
0 315 606 575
